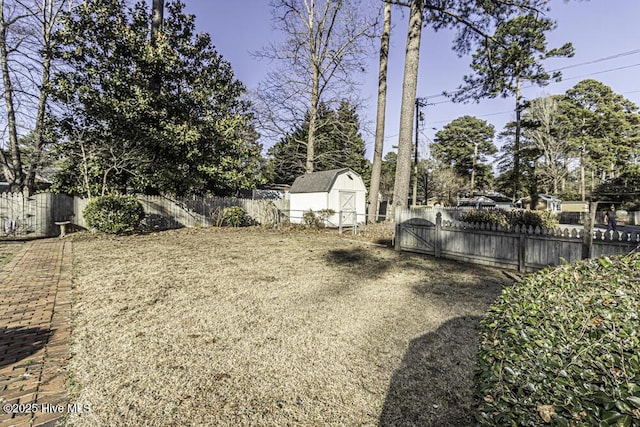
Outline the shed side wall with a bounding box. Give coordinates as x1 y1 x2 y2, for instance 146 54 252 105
289 192 328 224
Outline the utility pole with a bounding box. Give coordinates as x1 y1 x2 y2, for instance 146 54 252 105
413 97 427 207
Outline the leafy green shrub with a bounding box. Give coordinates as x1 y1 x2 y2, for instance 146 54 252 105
221 206 252 227
506 209 558 229
461 210 509 227
83 194 145 234
476 253 640 426
460 209 558 229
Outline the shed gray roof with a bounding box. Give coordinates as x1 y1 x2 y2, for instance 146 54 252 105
289 168 358 194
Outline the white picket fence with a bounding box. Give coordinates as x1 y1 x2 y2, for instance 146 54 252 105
395 207 640 272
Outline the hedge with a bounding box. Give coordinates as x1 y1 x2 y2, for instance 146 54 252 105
476 252 640 426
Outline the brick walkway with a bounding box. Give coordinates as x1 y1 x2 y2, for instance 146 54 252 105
0 240 72 427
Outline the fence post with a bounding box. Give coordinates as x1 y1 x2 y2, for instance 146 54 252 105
518 232 526 273
582 202 597 259
435 212 442 258
394 208 402 250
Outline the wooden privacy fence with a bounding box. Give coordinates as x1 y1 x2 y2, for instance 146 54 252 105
0 193 291 238
395 208 640 273
0 193 74 239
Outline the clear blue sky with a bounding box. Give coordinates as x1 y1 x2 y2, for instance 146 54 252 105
185 0 640 161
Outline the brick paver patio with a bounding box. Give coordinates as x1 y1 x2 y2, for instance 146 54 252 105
0 239 72 427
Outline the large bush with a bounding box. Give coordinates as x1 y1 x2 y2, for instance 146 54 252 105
461 209 558 229
83 194 145 234
221 206 252 227
476 253 640 426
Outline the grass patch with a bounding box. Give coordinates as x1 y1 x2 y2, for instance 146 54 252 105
67 227 510 426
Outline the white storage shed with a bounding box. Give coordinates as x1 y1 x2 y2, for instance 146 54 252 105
289 168 367 227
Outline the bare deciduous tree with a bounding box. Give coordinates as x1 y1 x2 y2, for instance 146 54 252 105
255 0 378 174
524 96 570 194
0 0 68 193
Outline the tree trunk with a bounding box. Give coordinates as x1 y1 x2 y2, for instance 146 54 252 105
367 1 391 223
306 78 319 174
151 0 164 44
513 77 522 202
305 0 321 174
150 0 164 95
0 0 24 191
390 0 422 218
470 141 478 192
25 0 57 195
580 143 585 201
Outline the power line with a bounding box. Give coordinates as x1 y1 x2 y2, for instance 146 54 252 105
421 64 640 126
418 48 640 102
383 58 640 138
554 63 640 83
547 49 640 73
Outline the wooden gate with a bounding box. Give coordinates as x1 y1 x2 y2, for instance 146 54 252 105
395 217 437 255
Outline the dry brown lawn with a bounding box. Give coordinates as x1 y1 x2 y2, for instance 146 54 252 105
67 226 511 426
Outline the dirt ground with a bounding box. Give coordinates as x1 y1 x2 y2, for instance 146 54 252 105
66 226 512 426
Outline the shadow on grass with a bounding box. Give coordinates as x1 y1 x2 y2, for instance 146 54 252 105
323 247 394 279
0 327 50 369
412 263 506 304
379 315 485 427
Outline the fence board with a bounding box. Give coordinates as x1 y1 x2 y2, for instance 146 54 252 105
0 192 293 238
395 208 639 272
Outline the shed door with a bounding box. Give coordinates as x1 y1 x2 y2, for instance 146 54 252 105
340 191 356 226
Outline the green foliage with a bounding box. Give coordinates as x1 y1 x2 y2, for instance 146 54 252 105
453 14 573 102
461 209 558 229
495 81 640 202
432 115 497 191
460 210 509 227
221 206 252 227
50 0 265 197
302 209 335 228
476 252 640 426
83 194 144 234
563 80 640 189
592 165 640 211
267 101 369 185
507 209 558 229
379 151 397 201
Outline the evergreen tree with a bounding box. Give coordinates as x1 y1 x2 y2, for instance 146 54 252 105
563 79 640 199
432 116 497 192
267 101 369 185
388 0 575 213
379 151 397 202
451 12 573 201
49 0 264 197
494 121 540 201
